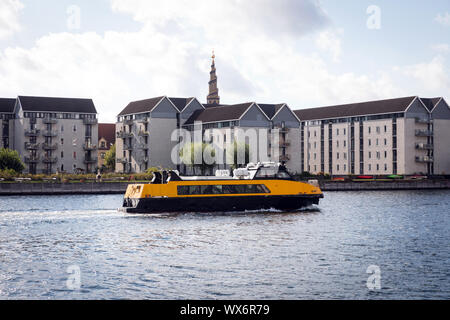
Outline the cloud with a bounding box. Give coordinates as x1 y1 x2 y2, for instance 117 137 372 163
0 0 24 39
432 43 450 54
396 56 450 94
435 12 450 27
0 0 447 123
315 29 343 62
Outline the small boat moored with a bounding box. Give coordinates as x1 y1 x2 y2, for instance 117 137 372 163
120 162 324 214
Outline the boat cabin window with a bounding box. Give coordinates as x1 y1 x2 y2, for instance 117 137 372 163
255 167 292 179
178 184 271 196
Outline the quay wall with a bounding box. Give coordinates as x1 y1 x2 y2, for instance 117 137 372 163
0 180 449 196
320 180 450 191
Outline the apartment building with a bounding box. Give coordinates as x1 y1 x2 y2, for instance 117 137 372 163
115 96 204 173
0 98 16 150
183 102 302 174
98 123 116 168
294 96 450 176
2 96 99 174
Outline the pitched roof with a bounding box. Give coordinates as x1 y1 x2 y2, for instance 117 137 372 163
98 123 116 147
18 96 97 113
420 98 441 111
258 103 285 119
168 97 195 111
0 98 16 113
185 103 254 125
294 96 417 121
118 96 164 116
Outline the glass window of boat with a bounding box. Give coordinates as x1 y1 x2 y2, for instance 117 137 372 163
177 184 270 196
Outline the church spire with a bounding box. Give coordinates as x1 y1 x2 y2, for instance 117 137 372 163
207 50 220 105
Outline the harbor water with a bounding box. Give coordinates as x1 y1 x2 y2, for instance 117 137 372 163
0 190 449 299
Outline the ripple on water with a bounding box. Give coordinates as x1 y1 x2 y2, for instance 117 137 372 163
0 191 449 299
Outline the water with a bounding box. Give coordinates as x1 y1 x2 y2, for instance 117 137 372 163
0 191 449 300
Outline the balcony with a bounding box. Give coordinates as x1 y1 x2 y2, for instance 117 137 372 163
42 143 58 150
24 156 40 163
43 118 58 124
138 117 149 124
138 131 149 137
137 144 149 150
415 143 433 150
42 130 58 137
123 119 134 126
272 127 290 134
280 140 291 148
117 131 133 139
415 130 433 137
117 158 128 164
24 142 40 150
280 155 290 162
25 129 40 137
415 156 433 163
123 144 133 151
415 118 432 124
43 157 58 164
83 144 97 151
83 118 98 125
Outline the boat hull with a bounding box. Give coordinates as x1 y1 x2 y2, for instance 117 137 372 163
120 194 324 214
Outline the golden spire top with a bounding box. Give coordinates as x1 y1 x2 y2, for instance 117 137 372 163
212 50 215 60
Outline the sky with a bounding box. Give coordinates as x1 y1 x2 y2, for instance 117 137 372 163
0 0 449 123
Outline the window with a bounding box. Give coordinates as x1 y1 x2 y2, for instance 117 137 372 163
337 153 340 160
376 127 380 134
369 152 372 159
344 164 347 171
384 164 388 171
314 153 317 160
61 151 64 158
73 152 77 160
384 125 387 133
344 128 346 135
101 141 106 148
337 164 340 171
177 184 271 196
101 153 106 159
61 125 64 132
337 129 339 136
377 164 380 171
61 138 64 145
368 127 371 134
73 125 77 132
376 139 379 146
344 153 347 160
384 139 387 146
344 140 347 147
369 164 372 171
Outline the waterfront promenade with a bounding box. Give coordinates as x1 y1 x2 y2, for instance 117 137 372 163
0 180 449 196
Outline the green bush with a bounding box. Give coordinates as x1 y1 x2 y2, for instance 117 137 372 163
0 149 25 173
0 169 18 181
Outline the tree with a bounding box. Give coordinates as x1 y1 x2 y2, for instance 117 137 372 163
179 141 250 175
104 144 116 171
0 148 25 173
227 141 251 170
179 142 215 175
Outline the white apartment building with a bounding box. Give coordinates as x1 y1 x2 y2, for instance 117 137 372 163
1 96 99 174
294 96 450 176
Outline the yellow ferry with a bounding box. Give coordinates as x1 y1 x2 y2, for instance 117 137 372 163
120 163 324 214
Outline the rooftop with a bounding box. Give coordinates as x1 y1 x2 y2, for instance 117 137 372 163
18 96 97 114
